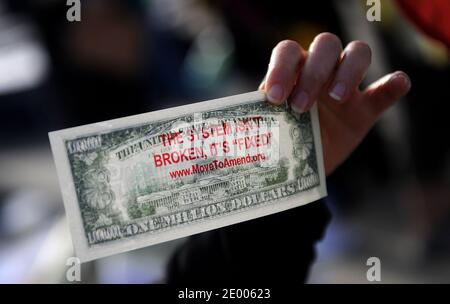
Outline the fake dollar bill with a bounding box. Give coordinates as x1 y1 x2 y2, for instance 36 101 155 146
49 91 327 262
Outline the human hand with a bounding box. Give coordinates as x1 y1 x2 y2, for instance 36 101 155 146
259 34 411 175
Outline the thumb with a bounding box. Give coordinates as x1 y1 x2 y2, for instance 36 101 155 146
363 71 411 116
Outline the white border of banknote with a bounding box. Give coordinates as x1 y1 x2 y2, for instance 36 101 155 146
49 91 327 262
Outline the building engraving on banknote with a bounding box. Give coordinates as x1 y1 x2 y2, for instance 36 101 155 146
64 101 320 247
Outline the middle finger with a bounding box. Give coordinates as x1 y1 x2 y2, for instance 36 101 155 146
290 33 342 113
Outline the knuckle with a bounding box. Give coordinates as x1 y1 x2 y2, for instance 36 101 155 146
314 32 342 51
310 66 329 85
275 40 302 56
347 40 372 64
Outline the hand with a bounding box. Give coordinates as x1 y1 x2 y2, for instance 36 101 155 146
259 34 411 176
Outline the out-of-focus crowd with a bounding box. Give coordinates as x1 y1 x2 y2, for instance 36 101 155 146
0 0 448 283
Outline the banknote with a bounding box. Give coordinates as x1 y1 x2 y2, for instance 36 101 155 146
49 91 327 262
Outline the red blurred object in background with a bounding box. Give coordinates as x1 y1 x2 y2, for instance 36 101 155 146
396 0 450 49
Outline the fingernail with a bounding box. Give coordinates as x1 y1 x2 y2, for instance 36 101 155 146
291 102 303 114
329 82 346 101
292 91 309 113
267 84 284 103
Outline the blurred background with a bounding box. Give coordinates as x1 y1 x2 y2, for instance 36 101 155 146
0 0 449 283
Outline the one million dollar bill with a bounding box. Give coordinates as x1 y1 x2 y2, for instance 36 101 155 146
49 91 327 262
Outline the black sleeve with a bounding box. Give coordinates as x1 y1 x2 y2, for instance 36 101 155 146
166 199 331 284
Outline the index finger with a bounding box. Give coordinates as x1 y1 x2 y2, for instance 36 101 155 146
262 40 306 105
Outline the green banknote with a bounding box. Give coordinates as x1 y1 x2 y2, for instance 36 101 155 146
49 91 327 262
